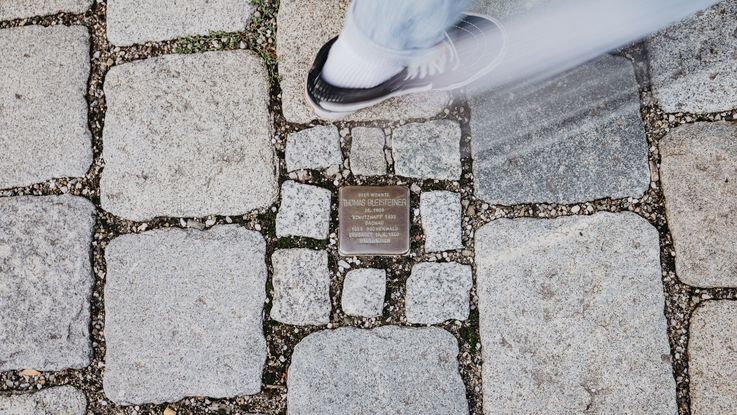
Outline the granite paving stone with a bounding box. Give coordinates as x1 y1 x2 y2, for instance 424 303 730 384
0 386 87 415
276 181 332 240
420 191 462 252
471 55 649 205
271 249 331 326
660 122 737 287
341 268 386 318
648 0 737 113
100 51 277 221
0 26 92 189
688 301 737 415
0 0 91 20
475 212 676 414
287 326 468 414
0 195 95 372
107 0 254 46
276 0 449 123
285 126 343 172
393 120 462 181
405 262 472 324
350 127 387 176
103 226 267 405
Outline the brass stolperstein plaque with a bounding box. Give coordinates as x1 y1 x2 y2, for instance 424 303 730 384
339 186 410 256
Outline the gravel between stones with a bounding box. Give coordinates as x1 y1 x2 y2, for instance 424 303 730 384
287 326 469 414
0 195 95 372
100 50 277 221
0 25 92 189
103 226 267 405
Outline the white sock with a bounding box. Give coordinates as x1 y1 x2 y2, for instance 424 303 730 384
321 35 404 89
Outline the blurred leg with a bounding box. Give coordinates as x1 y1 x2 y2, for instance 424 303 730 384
322 0 472 88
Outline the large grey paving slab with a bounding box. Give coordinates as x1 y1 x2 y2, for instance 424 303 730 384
660 122 737 287
287 326 468 415
0 195 95 371
688 301 737 415
276 181 332 240
406 262 472 324
103 226 267 405
393 120 462 181
276 0 449 123
107 0 253 46
648 0 737 113
0 386 87 414
0 25 92 189
471 55 649 205
271 249 330 326
475 212 676 414
101 51 277 221
350 127 387 176
285 126 342 172
0 0 91 20
421 191 462 252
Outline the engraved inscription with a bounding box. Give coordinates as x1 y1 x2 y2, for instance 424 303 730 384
339 186 410 256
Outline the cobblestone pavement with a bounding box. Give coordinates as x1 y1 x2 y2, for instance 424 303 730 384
1 0 736 414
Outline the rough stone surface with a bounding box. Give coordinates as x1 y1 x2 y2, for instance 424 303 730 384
472 0 574 19
0 0 91 20
405 262 472 324
475 212 676 414
420 191 462 252
107 0 254 46
271 249 330 326
648 0 737 113
288 326 468 414
393 120 462 180
0 386 87 414
341 269 386 318
660 122 737 287
0 195 95 371
285 126 342 172
0 26 92 189
471 55 649 205
276 181 332 240
101 51 277 221
103 226 267 405
350 127 387 176
689 301 737 415
276 0 449 123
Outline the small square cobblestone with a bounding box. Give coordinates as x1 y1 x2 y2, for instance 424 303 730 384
271 249 331 326
276 181 332 240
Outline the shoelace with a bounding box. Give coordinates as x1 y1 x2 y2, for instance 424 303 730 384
405 32 461 80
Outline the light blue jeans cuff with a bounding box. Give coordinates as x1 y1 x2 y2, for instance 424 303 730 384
340 0 472 65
